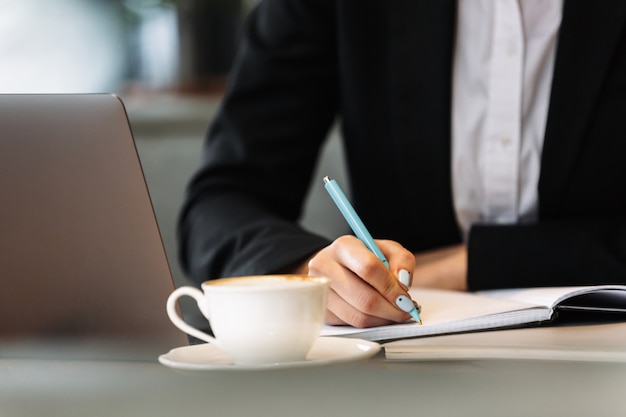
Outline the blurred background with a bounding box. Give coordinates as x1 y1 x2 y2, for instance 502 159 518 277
1 0 347 289
0 0 253 94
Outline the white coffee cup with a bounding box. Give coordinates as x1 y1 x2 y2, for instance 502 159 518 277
166 275 330 365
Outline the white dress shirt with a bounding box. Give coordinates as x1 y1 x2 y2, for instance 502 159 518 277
452 0 563 239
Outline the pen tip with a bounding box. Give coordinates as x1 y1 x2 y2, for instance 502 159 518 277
323 176 331 184
408 308 422 325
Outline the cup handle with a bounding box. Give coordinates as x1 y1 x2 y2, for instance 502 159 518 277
166 286 218 345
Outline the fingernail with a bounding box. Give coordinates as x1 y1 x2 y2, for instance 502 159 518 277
396 295 422 324
395 295 415 313
398 269 411 288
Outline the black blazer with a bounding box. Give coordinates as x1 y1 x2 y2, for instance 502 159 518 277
179 0 626 290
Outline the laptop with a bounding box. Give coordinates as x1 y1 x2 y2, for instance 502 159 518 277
0 94 188 358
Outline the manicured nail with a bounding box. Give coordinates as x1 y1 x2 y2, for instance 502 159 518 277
398 269 411 288
395 295 414 312
396 295 423 324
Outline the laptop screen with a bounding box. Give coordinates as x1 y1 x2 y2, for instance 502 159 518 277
0 94 187 356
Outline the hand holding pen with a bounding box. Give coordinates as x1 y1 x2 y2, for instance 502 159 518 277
306 176 422 327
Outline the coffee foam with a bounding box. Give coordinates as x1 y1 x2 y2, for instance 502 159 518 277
205 275 329 291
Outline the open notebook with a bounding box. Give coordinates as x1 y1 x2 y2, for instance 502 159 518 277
320 285 626 342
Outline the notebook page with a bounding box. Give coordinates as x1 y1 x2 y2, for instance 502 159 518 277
479 285 626 309
321 288 550 341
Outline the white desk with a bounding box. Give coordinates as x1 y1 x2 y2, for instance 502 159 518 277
2 322 626 417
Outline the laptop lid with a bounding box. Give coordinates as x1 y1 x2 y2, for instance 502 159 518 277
0 94 187 355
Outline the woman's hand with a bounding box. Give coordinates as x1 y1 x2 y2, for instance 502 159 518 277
305 235 417 328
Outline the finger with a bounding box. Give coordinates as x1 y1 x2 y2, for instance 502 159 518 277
309 238 407 323
332 237 413 316
312 252 407 322
324 308 343 326
376 240 416 289
325 288 396 328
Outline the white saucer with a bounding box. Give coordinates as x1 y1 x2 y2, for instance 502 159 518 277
158 336 380 371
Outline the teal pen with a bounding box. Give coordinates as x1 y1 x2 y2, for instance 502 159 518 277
323 176 389 268
322 176 422 324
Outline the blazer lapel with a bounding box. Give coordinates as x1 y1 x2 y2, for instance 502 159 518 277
540 0 626 215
